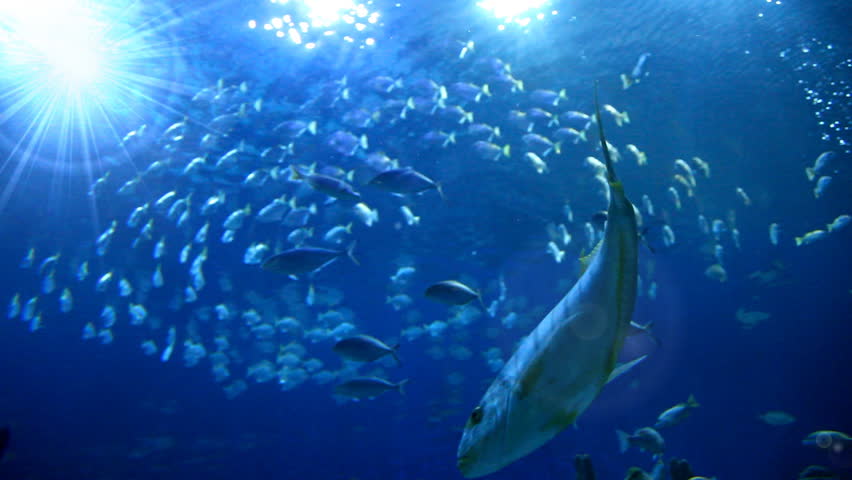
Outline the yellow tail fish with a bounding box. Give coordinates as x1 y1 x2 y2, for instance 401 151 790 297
457 85 639 478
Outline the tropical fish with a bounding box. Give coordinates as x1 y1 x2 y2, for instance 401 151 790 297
334 377 408 399
758 410 796 426
654 394 699 428
456 86 639 478
805 151 834 181
369 167 443 198
400 206 420 226
795 230 827 247
621 52 651 89
802 430 852 449
529 88 567 107
333 335 400 364
769 223 780 245
291 167 361 203
827 214 850 233
617 427 665 455
386 294 412 311
261 243 358 276
797 465 835 480
425 280 482 308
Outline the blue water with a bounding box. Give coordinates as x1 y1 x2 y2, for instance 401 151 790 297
1 0 851 478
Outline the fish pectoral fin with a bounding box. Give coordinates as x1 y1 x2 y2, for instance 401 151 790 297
606 354 647 384
517 355 546 399
543 409 579 431
578 239 603 276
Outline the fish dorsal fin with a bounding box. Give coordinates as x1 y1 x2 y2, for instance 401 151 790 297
578 238 604 276
594 82 619 186
606 354 647 384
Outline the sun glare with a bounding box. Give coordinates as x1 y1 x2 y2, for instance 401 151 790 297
1 1 107 90
477 0 556 29
252 0 380 48
0 0 190 213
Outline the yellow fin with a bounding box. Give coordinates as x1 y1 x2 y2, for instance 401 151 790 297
544 409 578 431
518 356 545 399
578 239 604 276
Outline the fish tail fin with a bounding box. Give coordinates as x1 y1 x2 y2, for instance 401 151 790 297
794 236 803 246
642 320 661 346
346 241 360 266
687 394 699 408
397 379 409 396
391 344 401 365
447 131 457 146
639 229 657 254
435 182 446 201
805 167 815 181
616 429 630 453
289 165 305 181
476 292 487 312
594 82 619 186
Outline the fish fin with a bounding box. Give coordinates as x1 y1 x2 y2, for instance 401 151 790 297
390 344 401 365
594 82 618 185
578 239 603 276
637 320 661 346
476 291 487 312
346 241 360 266
544 409 579 432
435 182 446 201
639 228 657 254
616 429 630 453
606 355 647 384
518 354 546 399
397 379 409 396
687 394 699 408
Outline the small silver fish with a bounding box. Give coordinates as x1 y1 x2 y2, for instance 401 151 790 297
424 280 482 307
334 377 408 399
333 335 400 364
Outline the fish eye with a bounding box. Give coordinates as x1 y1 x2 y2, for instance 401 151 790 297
469 406 484 425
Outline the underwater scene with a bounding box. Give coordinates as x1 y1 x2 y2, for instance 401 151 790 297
0 0 850 478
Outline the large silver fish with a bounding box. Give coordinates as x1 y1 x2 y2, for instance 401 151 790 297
456 86 639 478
